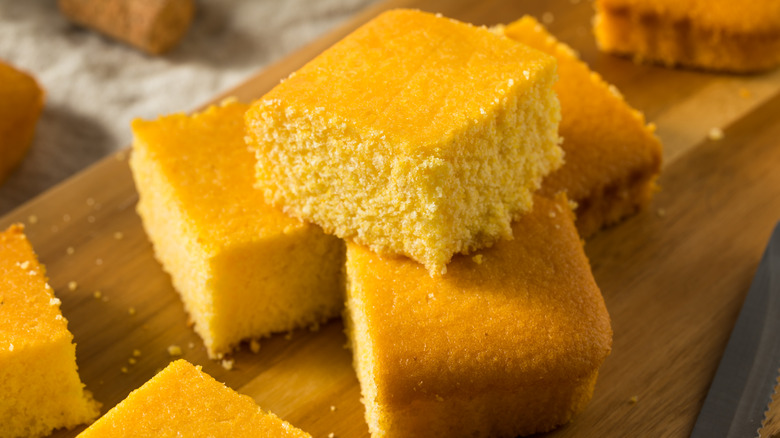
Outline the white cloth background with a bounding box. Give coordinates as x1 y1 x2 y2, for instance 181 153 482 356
0 0 378 215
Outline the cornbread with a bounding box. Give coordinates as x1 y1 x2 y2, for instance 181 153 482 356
501 16 662 237
130 100 344 359
344 195 612 437
245 9 563 275
0 224 99 438
594 0 780 72
0 61 44 184
77 359 311 437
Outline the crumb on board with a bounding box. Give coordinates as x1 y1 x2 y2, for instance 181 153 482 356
128 307 136 316
285 332 293 341
95 258 103 266
132 349 141 357
330 405 337 412
68 281 78 291
657 208 666 218
93 290 102 299
542 12 554 24
87 216 95 223
128 357 136 365
221 359 234 370
114 232 124 240
63 214 70 222
629 395 639 404
472 254 483 264
120 366 129 374
66 246 75 255
250 339 261 354
708 127 724 141
739 87 752 99
167 345 183 356
28 215 38 224
328 433 335 438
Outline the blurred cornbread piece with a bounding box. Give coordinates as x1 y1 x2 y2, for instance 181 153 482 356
0 224 99 438
0 61 44 184
58 0 194 55
245 9 563 276
130 100 344 359
77 359 311 437
501 16 662 237
594 0 780 72
344 195 612 437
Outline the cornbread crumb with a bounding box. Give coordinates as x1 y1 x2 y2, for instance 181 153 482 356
95 258 103 266
739 88 752 99
188 341 195 349
63 214 71 222
285 332 293 341
121 367 129 374
68 281 78 291
28 214 38 224
114 232 124 240
87 216 95 223
93 290 102 299
128 307 136 316
167 345 183 356
86 197 95 206
330 405 337 412
629 395 639 404
542 12 554 24
66 246 75 255
657 208 667 218
708 127 724 141
132 349 141 357
472 254 484 264
328 433 335 438
128 358 137 365
221 359 234 370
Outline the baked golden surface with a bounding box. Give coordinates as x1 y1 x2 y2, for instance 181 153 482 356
0 61 44 184
130 100 344 358
503 16 662 237
246 9 562 275
344 195 612 437
594 0 780 72
77 359 311 437
0 224 99 438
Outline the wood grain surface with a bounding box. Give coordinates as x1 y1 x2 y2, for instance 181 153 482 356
2 0 780 436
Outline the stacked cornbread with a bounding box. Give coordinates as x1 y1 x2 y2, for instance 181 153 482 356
500 16 662 237
0 224 99 438
130 99 344 359
245 9 563 276
0 61 44 184
242 9 614 437
594 0 780 72
78 360 311 437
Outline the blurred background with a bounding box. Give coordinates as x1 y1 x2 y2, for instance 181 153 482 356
0 0 378 215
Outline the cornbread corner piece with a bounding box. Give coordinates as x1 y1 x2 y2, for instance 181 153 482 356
0 224 100 438
245 9 563 276
77 359 311 437
0 61 44 184
593 0 780 72
130 99 345 359
344 195 612 437
501 16 662 237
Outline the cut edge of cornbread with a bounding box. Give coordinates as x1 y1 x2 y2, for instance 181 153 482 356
344 195 612 436
130 100 345 359
499 16 662 237
0 224 100 438
246 9 563 276
593 1 780 72
78 359 312 437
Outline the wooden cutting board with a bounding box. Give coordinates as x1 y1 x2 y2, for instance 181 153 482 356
3 0 780 436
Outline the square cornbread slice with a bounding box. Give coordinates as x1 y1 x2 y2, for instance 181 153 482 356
594 0 780 72
77 359 311 437
245 9 563 276
0 224 99 438
501 16 662 237
0 61 44 184
344 195 612 437
130 100 345 359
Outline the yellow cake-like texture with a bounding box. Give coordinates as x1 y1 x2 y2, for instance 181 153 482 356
594 0 780 72
0 61 44 184
344 195 612 437
0 224 99 438
130 100 345 359
77 359 311 437
246 9 563 276
502 16 662 237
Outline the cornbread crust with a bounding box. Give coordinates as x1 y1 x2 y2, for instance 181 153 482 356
246 9 563 276
502 16 662 237
130 100 344 359
77 359 311 437
0 61 44 183
344 195 612 437
0 224 99 438
594 0 780 72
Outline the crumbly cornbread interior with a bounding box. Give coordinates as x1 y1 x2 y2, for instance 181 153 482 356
246 9 563 275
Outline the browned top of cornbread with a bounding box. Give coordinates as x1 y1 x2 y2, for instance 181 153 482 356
503 16 662 203
598 0 780 35
131 100 310 253
347 195 612 406
0 224 69 347
253 8 557 150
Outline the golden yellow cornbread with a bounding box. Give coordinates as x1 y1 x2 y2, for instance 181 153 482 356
594 0 780 72
246 9 563 276
344 195 612 437
0 224 99 438
77 359 311 437
130 100 344 359
0 61 44 184
502 16 662 237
